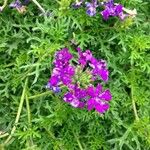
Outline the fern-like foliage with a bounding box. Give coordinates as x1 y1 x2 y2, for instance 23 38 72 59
0 0 150 150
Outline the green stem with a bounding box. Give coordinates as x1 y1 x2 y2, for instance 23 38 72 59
73 132 84 150
28 91 52 99
44 128 62 150
0 0 8 10
0 133 9 139
25 94 31 126
31 0 46 14
131 86 139 121
130 53 139 121
4 78 28 145
25 94 34 146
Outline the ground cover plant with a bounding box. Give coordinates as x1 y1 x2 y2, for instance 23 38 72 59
0 0 150 149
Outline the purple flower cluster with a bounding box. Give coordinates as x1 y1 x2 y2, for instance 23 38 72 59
9 0 29 9
72 0 136 20
0 0 29 13
101 0 127 20
85 0 98 16
47 47 112 114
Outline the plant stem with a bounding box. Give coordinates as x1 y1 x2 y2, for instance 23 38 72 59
26 94 34 146
31 0 46 14
73 132 84 150
0 0 8 11
0 133 9 139
25 94 31 126
130 53 139 121
4 78 28 145
28 91 52 99
131 86 139 121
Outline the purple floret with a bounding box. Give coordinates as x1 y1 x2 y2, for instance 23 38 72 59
9 0 22 8
85 0 98 17
101 0 126 20
77 47 93 66
46 82 61 93
63 91 86 108
86 84 112 113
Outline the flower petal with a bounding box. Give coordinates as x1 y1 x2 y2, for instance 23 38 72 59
99 89 112 101
87 98 95 111
95 103 109 113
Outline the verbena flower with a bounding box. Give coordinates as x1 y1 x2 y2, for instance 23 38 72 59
47 48 75 89
9 0 22 9
9 0 30 8
87 84 111 113
47 47 112 114
77 47 109 81
64 85 86 108
85 0 98 16
46 82 61 93
72 0 136 20
9 0 28 13
101 0 126 20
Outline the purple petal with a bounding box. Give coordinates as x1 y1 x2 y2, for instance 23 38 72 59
95 103 109 113
49 76 59 86
89 57 98 68
118 12 128 20
87 98 95 111
78 49 93 66
55 48 73 62
87 86 95 97
64 92 74 102
9 0 22 8
75 87 87 99
46 82 61 93
101 9 110 20
78 102 85 108
85 2 97 16
70 99 80 107
52 67 61 76
115 4 123 14
63 66 75 76
52 86 61 93
84 50 93 60
86 8 96 16
95 84 102 94
67 84 75 90
61 75 72 85
53 60 64 68
99 89 112 101
99 69 109 81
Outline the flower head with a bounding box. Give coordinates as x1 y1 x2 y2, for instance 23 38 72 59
47 47 112 114
85 0 98 16
72 0 136 21
9 0 27 13
9 0 22 8
100 0 131 20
